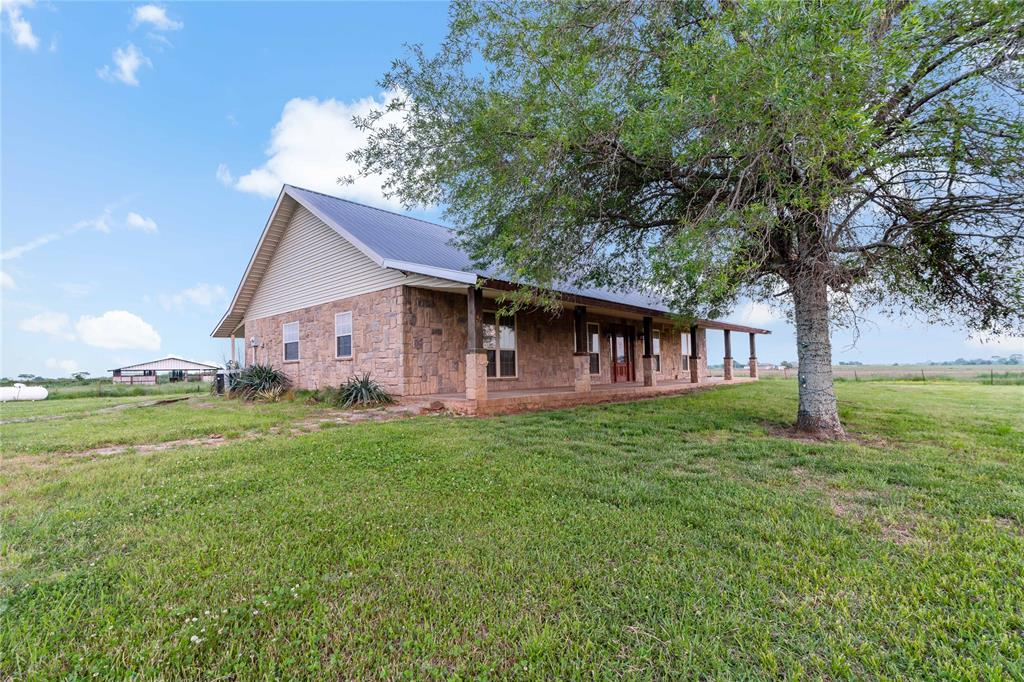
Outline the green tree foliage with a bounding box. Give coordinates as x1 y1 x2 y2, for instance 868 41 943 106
354 0 1023 435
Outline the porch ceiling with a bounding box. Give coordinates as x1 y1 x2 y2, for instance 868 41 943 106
479 285 770 334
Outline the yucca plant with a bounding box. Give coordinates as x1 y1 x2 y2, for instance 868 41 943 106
232 364 291 401
337 373 394 407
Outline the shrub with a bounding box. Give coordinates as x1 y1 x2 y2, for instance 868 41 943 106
232 364 291 401
332 373 395 408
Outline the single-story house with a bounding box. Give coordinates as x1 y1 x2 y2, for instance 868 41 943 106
212 185 768 413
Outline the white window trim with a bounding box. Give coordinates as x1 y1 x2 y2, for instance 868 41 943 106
652 329 662 373
335 311 354 359
484 310 518 379
681 332 690 371
587 322 601 375
282 321 299 362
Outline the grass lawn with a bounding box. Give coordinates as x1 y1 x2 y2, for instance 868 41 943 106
1 395 330 456
2 381 1022 678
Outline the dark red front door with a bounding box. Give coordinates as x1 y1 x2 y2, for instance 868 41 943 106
612 326 635 382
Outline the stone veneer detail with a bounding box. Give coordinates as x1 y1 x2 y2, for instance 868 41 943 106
244 286 405 393
243 284 710 396
402 287 468 395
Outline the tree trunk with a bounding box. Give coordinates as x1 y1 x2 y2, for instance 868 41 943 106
792 273 844 438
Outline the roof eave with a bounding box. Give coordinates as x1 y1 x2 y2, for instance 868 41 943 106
381 258 477 285
211 187 294 338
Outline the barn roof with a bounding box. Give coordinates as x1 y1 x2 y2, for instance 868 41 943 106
111 357 220 372
212 185 771 337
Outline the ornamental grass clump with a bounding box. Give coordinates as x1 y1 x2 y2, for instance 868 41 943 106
232 364 291 401
335 373 394 408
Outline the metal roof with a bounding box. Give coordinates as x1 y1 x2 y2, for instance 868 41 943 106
111 357 220 372
212 185 771 337
285 185 680 312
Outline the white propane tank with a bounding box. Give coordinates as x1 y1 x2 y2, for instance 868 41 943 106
0 383 49 401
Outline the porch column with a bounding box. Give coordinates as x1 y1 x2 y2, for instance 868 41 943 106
465 287 488 401
230 334 236 366
689 325 701 383
641 316 656 387
748 332 759 379
573 305 591 392
723 329 733 380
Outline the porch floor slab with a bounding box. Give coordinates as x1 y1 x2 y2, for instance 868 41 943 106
405 376 757 415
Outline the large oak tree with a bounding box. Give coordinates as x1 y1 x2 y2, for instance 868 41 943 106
354 0 1024 437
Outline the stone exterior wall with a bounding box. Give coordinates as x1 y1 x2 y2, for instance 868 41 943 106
243 283 711 396
470 305 702 393
244 286 404 392
402 287 468 396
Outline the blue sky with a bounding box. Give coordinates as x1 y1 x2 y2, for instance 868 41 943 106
2 1 1020 378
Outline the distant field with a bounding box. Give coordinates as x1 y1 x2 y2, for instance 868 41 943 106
11 380 211 400
2 381 1022 678
753 363 1024 384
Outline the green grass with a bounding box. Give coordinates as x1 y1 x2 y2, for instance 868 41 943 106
2 382 1022 679
1 395 328 455
38 381 211 400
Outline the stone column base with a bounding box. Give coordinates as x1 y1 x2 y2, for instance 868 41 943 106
642 356 657 387
749 357 759 379
573 353 592 392
723 357 733 380
465 351 489 401
690 356 702 384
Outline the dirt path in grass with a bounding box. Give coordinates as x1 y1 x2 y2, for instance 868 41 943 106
3 403 437 467
0 396 194 425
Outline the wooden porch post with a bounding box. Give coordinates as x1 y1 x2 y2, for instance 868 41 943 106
573 306 591 392
465 287 488 401
748 332 759 379
230 334 236 366
641 316 656 386
689 325 701 383
723 329 733 380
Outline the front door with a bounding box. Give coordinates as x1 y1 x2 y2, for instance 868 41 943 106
612 325 635 382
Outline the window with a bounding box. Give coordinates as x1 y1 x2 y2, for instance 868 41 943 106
652 330 661 372
335 311 353 358
283 322 299 361
482 311 516 377
680 332 690 371
587 322 601 374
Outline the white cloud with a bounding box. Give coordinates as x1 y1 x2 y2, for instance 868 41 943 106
19 311 75 340
966 334 1024 355
229 92 405 208
158 282 227 310
1 231 61 260
215 163 234 187
145 31 173 49
734 301 784 326
45 358 80 375
56 281 97 297
3 0 39 51
75 207 114 234
132 4 182 31
98 44 151 86
2 205 155 261
76 310 161 350
126 212 158 233
1 271 16 290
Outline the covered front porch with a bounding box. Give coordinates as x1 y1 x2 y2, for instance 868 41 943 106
410 285 770 415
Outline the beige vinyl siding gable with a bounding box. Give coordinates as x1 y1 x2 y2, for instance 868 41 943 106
245 205 460 322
